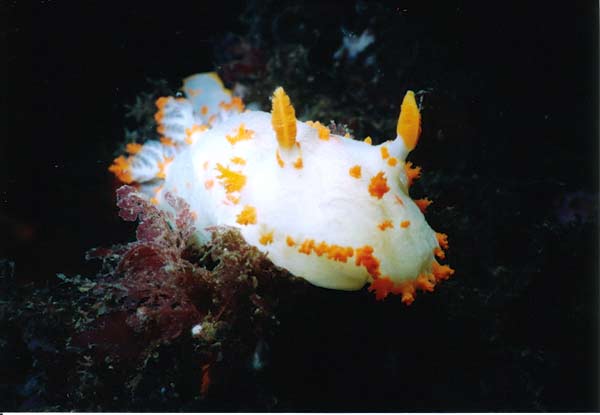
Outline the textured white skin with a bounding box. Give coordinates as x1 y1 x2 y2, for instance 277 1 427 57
149 110 439 290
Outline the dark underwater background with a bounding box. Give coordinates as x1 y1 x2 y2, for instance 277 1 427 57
2 0 598 411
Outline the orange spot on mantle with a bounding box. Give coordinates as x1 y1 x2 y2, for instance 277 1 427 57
230 156 246 165
236 205 257 225
226 123 254 145
378 220 393 231
215 163 246 193
125 143 143 155
219 96 245 112
380 146 390 159
259 230 274 245
368 172 390 199
355 245 381 278
349 165 362 179
293 156 303 169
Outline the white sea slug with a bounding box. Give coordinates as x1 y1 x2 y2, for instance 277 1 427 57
109 73 454 304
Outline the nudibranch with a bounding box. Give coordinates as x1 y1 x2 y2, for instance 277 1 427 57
109 72 454 304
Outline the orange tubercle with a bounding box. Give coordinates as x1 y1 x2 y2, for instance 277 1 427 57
394 282 416 305
215 163 247 193
219 96 245 112
368 276 394 301
293 156 303 169
436 232 449 249
414 198 432 212
433 247 446 259
108 155 133 184
298 239 315 255
259 230 274 245
230 156 246 165
378 220 393 231
349 165 362 178
236 205 257 225
400 220 411 228
154 96 169 123
306 121 330 140
286 235 296 247
363 136 372 145
355 245 381 278
125 142 143 155
314 241 329 256
387 157 398 167
160 137 175 147
415 273 436 292
368 172 390 199
226 123 254 145
404 162 422 187
368 275 433 305
380 146 390 160
294 238 354 263
325 245 354 263
432 261 455 281
367 263 453 304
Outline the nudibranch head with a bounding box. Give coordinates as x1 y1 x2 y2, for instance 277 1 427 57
109 73 453 304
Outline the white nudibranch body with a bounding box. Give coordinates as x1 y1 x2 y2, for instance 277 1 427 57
110 72 454 304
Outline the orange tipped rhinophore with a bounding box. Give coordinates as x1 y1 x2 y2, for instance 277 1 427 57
396 91 421 151
271 87 297 150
